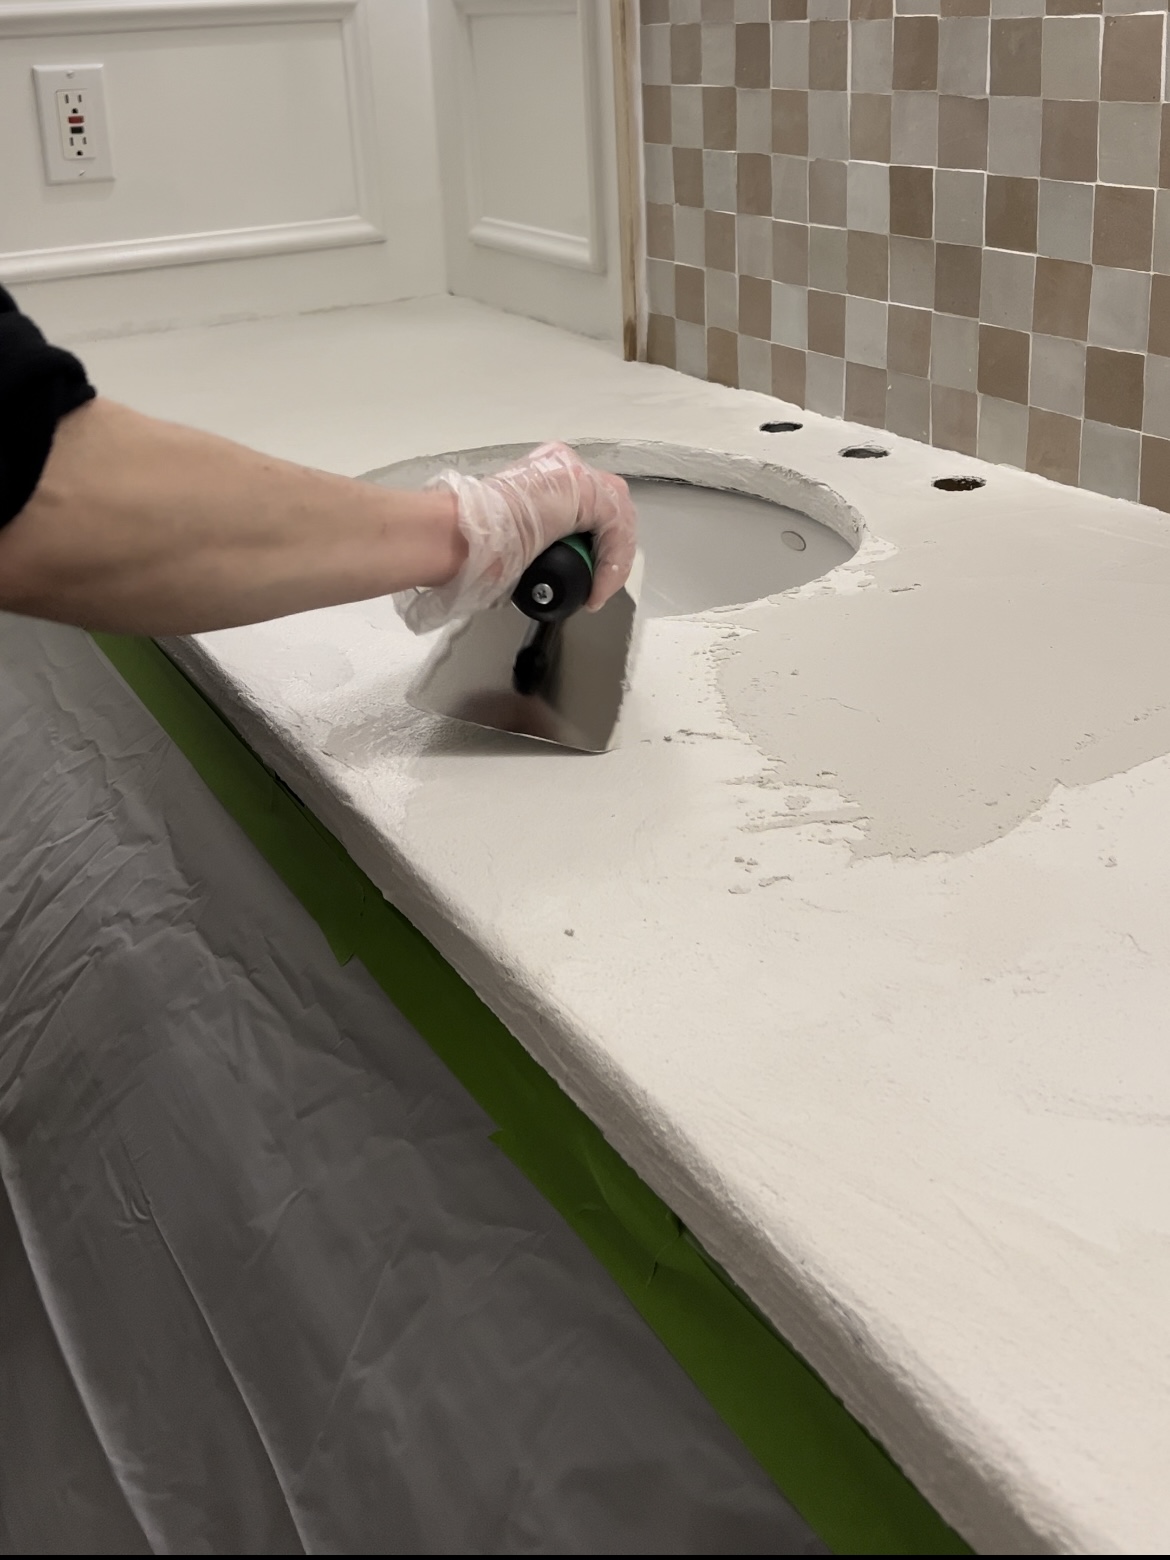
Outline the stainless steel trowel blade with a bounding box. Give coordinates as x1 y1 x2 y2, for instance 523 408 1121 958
406 551 643 753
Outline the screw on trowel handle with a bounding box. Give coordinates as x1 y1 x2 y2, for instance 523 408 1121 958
511 534 595 623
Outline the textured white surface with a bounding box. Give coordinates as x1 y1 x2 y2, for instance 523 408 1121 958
82 297 1170 1555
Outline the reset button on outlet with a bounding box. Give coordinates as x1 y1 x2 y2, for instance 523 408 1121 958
33 64 114 184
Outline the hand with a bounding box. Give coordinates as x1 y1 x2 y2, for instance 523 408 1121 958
394 442 637 634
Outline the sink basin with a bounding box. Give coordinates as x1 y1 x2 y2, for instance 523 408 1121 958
365 441 860 617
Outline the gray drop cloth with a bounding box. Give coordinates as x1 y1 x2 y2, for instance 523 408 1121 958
0 615 826 1556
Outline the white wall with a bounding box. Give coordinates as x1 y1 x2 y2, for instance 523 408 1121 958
0 0 447 339
429 0 625 342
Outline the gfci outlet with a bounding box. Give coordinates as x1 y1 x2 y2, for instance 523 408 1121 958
33 64 114 184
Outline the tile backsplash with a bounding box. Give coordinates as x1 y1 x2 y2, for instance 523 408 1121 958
640 0 1170 512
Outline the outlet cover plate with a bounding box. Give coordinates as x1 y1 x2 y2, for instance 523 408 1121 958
33 64 114 184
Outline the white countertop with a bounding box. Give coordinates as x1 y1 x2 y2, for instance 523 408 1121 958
81 296 1170 1555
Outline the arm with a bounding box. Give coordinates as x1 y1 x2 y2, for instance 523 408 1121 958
0 396 466 636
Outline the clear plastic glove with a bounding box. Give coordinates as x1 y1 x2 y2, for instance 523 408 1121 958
394 442 637 634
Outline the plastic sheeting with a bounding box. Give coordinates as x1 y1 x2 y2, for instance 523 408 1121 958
0 614 826 1556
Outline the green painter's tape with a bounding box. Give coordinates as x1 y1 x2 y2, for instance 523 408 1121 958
92 632 972 1558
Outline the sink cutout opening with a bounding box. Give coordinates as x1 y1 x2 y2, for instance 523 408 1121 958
933 475 986 492
841 444 889 459
760 420 803 433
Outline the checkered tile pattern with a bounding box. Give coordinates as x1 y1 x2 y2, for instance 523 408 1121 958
641 0 1170 511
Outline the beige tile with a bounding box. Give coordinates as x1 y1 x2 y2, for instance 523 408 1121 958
1027 408 1081 486
987 96 1042 177
771 343 807 406
675 263 707 324
851 94 892 161
935 169 985 245
941 0 991 17
888 303 933 375
646 202 674 261
735 21 772 88
672 23 703 84
845 361 889 426
978 394 1029 467
938 18 990 96
1092 184 1154 271
846 229 889 300
990 17 1041 96
809 19 848 88
646 256 674 317
1149 274 1170 358
893 15 939 91
1033 256 1092 338
772 280 809 347
706 266 740 330
1037 179 1094 261
769 0 807 16
771 20 810 88
1143 354 1170 439
643 84 672 143
674 147 706 206
703 85 738 149
887 372 932 442
851 2 892 25
773 154 810 220
1040 101 1098 182
852 20 894 93
1100 13 1163 104
1088 266 1150 353
805 350 846 415
1040 16 1101 101
736 211 773 275
809 159 848 225
1162 106 1170 190
1155 190 1170 274
938 96 989 171
737 151 774 214
1080 418 1141 501
932 310 980 391
809 223 848 290
978 324 1030 402
646 313 676 369
890 164 934 238
737 332 773 395
845 295 888 366
1041 0 1099 13
935 242 983 316
1141 436 1170 514
889 235 937 307
1084 345 1145 429
772 89 809 154
739 273 773 338
980 247 1035 329
673 203 706 266
985 175 1037 251
808 288 847 354
891 91 940 164
774 219 810 283
707 325 741 386
705 209 737 269
1098 103 1162 190
1030 333 1086 417
932 385 979 456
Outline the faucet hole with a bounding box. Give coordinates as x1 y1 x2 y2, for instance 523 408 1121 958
933 475 986 492
841 444 889 459
760 420 803 433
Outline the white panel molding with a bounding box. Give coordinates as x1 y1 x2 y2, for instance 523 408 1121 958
0 0 385 284
454 0 605 274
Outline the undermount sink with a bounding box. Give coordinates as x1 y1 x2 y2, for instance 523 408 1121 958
365 441 860 616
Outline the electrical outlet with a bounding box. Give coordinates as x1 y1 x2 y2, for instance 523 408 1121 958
33 64 114 184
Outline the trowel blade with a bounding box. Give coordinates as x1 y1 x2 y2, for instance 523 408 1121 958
406 551 643 754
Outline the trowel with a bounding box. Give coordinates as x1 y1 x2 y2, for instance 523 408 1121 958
406 535 642 753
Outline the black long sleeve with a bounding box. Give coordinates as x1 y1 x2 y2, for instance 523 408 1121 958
0 285 96 527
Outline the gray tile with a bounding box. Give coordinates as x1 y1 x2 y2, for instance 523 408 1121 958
737 88 771 153
736 0 770 20
1081 419 1141 502
809 91 849 161
845 296 888 369
737 213 773 278
1098 104 1161 191
647 257 674 315
809 0 847 17
1143 354 1170 439
675 320 708 380
643 143 675 205
771 20 809 90
847 162 890 235
852 20 893 95
701 23 736 86
806 352 845 417
935 170 986 247
1031 333 1086 417
891 93 938 167
889 236 936 308
809 224 847 293
707 267 739 331
703 149 737 212
1156 190 1170 276
981 248 1036 331
1088 267 1151 353
674 204 706 266
671 85 704 147
991 0 1044 14
1037 180 1094 263
978 395 1029 469
773 281 809 349
932 312 980 393
1040 17 1100 102
738 333 773 395
887 371 931 443
939 19 990 98
641 23 671 87
673 0 701 19
773 155 810 221
987 97 1042 178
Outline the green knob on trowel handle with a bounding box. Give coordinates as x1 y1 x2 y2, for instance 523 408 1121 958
511 534 595 624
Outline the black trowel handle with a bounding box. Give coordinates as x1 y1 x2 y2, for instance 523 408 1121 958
511 534 594 624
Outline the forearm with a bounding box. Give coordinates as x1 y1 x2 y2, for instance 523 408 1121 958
0 397 464 635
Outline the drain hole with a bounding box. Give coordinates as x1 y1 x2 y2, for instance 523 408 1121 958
841 444 889 459
760 420 802 433
933 475 986 492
